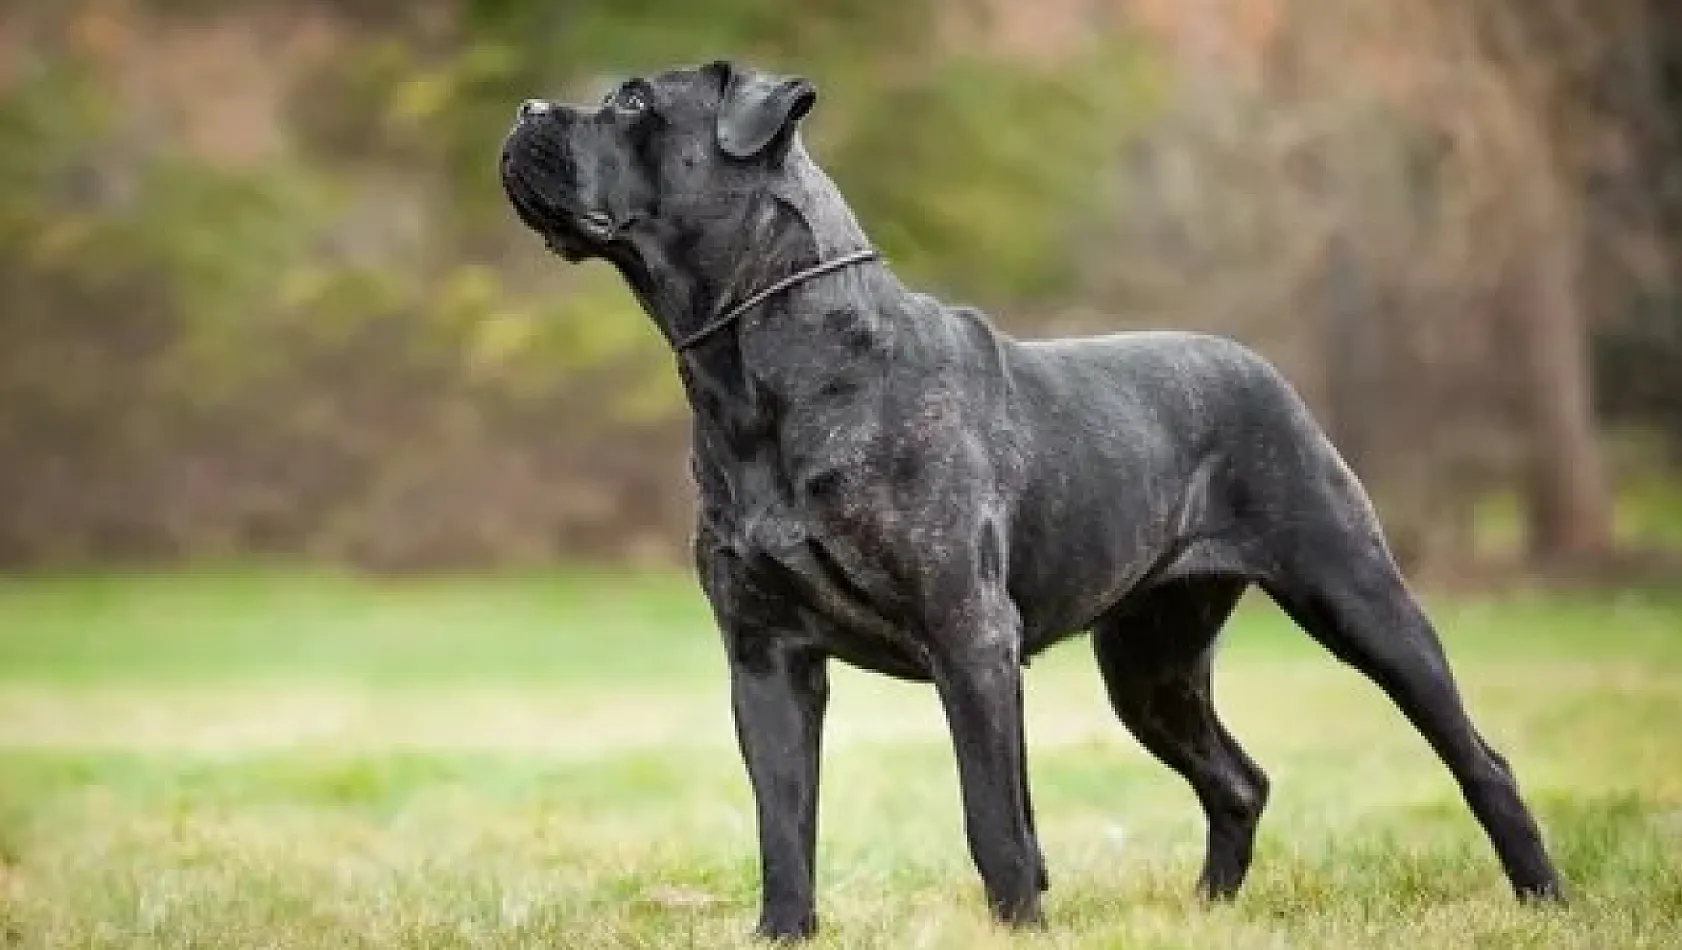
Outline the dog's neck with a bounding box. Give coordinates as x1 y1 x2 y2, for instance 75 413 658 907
610 143 879 413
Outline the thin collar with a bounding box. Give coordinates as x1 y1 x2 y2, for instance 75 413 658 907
674 248 880 353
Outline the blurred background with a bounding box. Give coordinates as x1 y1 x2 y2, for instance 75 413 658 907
3 0 1680 583
4 6 1682 945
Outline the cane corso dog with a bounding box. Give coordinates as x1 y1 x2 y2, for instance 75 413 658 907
499 61 1563 939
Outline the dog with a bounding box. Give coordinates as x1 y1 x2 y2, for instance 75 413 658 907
499 61 1563 940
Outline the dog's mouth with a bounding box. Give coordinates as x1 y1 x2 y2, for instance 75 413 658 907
499 146 618 263
541 209 616 263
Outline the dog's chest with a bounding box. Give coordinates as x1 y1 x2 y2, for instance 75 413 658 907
701 479 933 680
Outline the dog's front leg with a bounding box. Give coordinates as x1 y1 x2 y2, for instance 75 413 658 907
929 599 1044 929
728 636 829 942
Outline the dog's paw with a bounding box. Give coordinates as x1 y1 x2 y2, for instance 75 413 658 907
1517 878 1568 906
991 895 1047 931
754 912 817 942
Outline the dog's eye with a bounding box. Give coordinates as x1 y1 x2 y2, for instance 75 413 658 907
614 86 649 115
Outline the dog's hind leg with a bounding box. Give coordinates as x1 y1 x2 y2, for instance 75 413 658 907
1254 455 1563 901
1092 577 1269 899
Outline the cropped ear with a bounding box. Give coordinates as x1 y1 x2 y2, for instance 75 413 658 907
714 63 817 161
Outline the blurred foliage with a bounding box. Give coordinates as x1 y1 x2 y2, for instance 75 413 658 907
0 0 1160 567
0 0 1677 571
830 52 1155 303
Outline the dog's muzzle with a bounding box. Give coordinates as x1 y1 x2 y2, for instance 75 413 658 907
500 108 628 261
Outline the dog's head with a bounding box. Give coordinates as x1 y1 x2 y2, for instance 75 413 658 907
499 61 816 263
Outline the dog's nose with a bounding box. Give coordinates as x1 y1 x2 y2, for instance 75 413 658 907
518 99 552 121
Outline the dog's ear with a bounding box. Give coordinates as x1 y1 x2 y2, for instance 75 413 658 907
714 63 817 162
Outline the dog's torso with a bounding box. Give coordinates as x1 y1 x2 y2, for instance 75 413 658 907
502 66 1564 929
690 277 1335 678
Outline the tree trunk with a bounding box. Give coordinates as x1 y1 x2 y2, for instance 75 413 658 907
1508 242 1614 563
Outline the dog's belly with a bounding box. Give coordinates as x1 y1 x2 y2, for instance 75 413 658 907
1003 466 1186 646
1012 535 1246 655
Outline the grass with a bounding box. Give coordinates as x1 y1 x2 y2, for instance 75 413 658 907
0 571 1679 948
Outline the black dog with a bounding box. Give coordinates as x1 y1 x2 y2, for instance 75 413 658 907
500 61 1563 940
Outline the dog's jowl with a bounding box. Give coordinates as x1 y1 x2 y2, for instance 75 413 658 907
499 61 1564 940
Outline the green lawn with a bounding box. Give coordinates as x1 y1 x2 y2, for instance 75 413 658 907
0 572 1679 948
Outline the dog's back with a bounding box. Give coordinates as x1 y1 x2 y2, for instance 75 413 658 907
997 329 1364 640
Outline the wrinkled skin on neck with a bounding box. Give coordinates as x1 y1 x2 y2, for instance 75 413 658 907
613 152 867 350
497 64 870 358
